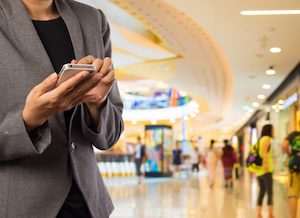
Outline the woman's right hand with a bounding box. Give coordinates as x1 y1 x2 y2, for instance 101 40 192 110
22 70 102 132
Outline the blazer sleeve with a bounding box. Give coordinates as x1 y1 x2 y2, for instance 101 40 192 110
80 11 124 150
0 107 52 161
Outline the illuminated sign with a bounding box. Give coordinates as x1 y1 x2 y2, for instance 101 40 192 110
283 93 298 109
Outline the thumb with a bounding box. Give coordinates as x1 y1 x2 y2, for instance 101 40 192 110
35 73 58 95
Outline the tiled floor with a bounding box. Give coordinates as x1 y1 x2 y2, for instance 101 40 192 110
104 169 297 218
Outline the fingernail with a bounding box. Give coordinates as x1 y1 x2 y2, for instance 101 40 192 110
50 73 57 81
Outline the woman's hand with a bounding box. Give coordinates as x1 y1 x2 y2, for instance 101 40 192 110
71 56 115 127
22 66 102 132
72 56 115 108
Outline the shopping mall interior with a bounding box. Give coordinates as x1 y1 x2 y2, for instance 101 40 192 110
79 0 299 217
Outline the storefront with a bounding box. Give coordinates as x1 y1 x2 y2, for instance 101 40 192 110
236 63 300 174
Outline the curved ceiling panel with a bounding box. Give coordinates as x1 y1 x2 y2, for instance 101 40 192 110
110 0 233 124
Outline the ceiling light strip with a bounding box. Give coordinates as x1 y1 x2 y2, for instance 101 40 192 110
240 10 300 16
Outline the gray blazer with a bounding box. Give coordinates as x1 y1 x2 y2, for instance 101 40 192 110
0 0 124 217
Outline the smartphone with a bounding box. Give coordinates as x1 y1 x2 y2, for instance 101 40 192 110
56 64 96 86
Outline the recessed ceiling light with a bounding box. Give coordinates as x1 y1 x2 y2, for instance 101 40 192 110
131 120 137 125
278 99 284 104
240 10 300 16
262 84 271 90
266 66 276 75
257 94 265 100
252 102 260 107
270 47 282 53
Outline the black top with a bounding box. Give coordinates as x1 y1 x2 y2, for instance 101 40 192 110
33 17 75 73
32 17 75 131
32 17 91 217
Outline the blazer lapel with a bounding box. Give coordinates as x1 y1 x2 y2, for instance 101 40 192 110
55 0 86 60
1 0 86 69
1 0 54 72
1 0 85 132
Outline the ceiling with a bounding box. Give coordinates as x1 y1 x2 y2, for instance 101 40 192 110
77 0 300 138
162 0 300 131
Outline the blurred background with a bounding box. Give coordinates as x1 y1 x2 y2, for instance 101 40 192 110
77 0 300 217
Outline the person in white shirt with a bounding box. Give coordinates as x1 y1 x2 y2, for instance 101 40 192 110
191 146 201 172
206 140 219 188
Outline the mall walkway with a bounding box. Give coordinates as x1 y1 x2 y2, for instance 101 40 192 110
104 169 295 218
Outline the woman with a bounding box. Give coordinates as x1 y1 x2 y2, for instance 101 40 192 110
191 146 201 173
256 124 274 218
221 139 237 188
206 140 219 188
0 0 123 218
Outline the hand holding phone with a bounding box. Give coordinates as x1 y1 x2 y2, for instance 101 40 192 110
22 69 102 132
56 64 96 86
70 57 115 107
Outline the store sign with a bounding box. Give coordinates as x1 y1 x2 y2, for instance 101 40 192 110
283 93 298 109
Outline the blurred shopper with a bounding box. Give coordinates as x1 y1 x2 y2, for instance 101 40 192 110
191 146 201 173
221 139 237 188
281 130 300 218
206 140 219 188
256 124 274 218
173 142 183 175
134 136 146 184
0 0 124 217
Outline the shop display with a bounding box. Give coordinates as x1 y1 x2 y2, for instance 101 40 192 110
144 125 173 177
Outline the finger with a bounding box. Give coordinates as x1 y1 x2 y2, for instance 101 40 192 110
50 71 90 99
99 57 112 76
92 58 104 74
34 73 58 96
69 95 85 109
84 81 114 104
65 73 102 100
77 55 95 64
101 70 115 84
71 59 78 64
